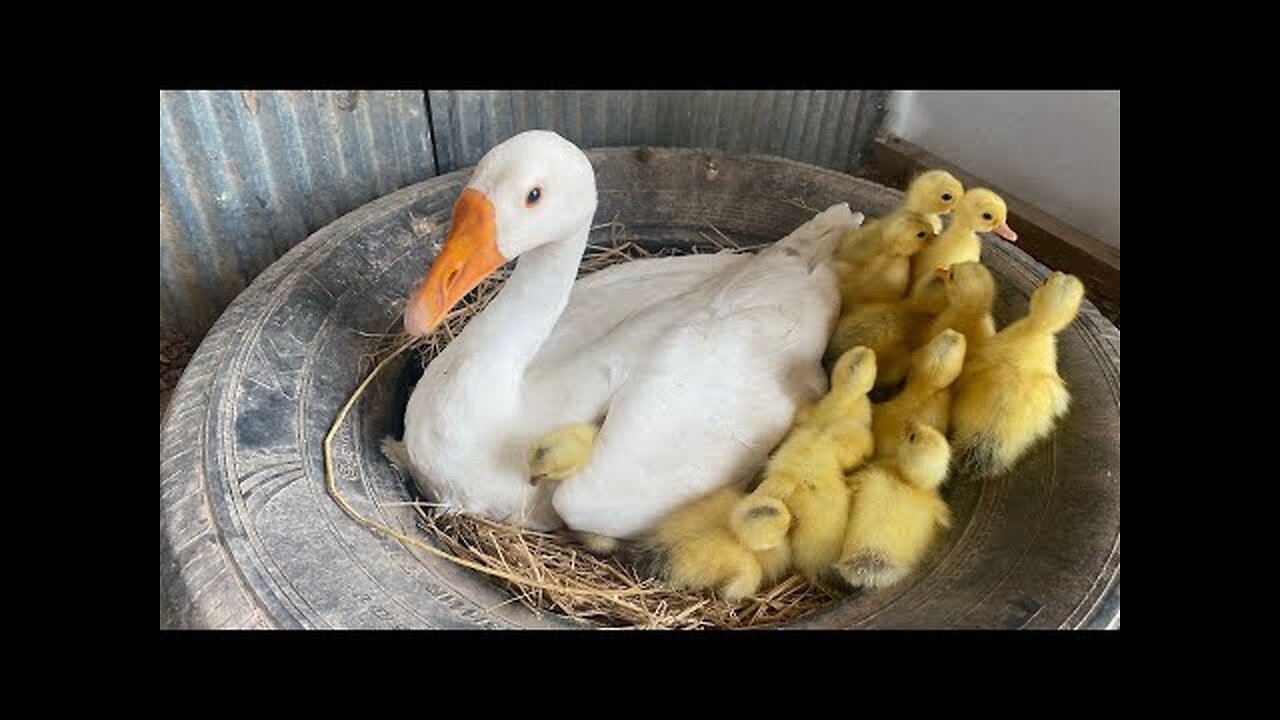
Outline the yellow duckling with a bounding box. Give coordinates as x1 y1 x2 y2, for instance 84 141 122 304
727 423 862 584
872 329 966 460
638 485 792 603
950 271 1085 478
793 346 877 430
834 420 953 590
527 423 621 555
730 347 877 581
919 261 997 351
527 424 597 484
826 291 935 390
832 212 934 306
909 188 1018 314
853 169 964 240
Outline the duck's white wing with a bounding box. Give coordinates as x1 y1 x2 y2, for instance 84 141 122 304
529 251 750 373
518 252 751 430
549 205 857 538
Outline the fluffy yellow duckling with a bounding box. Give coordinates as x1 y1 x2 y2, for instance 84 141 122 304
832 212 934 306
526 423 621 555
834 420 953 590
826 291 936 390
730 347 877 581
527 424 598 483
909 188 1018 314
872 329 966 460
950 271 1084 478
727 423 861 583
793 346 877 430
638 485 792 603
853 169 964 240
919 261 997 351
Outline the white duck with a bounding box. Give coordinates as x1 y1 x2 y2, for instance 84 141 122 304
400 131 860 540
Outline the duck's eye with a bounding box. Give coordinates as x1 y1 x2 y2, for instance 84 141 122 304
941 193 953 202
982 212 993 221
525 187 543 207
916 231 927 238
908 433 917 442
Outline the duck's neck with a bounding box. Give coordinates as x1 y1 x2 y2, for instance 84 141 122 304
457 220 590 381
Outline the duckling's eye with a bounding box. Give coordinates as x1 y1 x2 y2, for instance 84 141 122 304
941 193 953 202
908 433 917 442
916 231 927 238
982 212 993 221
525 186 543 207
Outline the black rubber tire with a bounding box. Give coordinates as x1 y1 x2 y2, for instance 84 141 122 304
159 148 1120 629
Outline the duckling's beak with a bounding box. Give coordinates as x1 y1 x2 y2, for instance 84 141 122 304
934 267 950 281
992 222 1018 243
404 189 507 336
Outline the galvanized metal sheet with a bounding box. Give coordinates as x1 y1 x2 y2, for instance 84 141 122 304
159 90 436 338
428 90 869 174
161 90 884 341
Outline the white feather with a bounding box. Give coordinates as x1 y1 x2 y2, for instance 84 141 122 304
403 131 860 536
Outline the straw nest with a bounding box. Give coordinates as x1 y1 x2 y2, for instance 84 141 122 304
360 218 841 629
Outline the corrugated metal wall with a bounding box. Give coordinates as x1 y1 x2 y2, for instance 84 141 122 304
428 90 877 174
160 90 886 341
160 90 436 338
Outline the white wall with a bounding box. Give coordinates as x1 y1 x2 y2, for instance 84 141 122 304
887 91 1120 249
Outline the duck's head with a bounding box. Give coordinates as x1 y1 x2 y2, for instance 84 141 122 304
831 346 877 395
882 212 935 256
404 130 598 336
906 170 964 215
955 188 1018 242
897 419 951 491
910 329 967 390
935 261 996 312
1028 271 1085 332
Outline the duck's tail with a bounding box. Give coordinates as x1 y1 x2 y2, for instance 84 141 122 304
765 203 864 271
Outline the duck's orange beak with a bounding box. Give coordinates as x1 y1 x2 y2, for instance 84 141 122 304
993 222 1018 243
404 188 507 336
